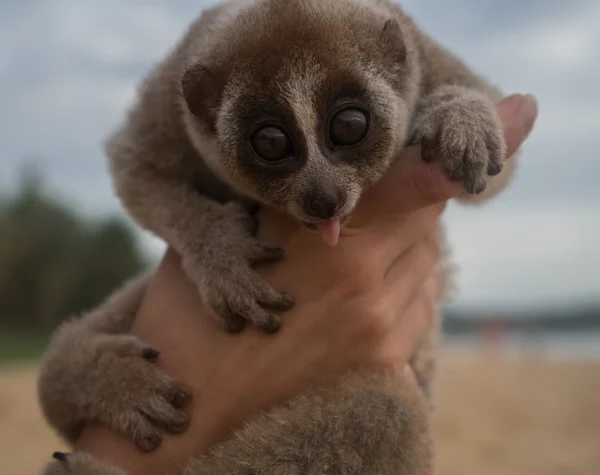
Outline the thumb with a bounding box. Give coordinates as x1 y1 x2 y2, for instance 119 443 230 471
497 93 538 158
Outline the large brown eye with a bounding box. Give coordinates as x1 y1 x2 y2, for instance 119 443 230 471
250 125 292 161
329 107 369 146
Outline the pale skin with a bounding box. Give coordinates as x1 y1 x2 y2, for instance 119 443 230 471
70 94 538 475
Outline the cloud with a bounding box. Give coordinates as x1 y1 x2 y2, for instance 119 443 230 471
1 0 598 309
445 202 600 309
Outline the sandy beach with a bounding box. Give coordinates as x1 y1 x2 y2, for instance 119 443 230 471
1 349 599 475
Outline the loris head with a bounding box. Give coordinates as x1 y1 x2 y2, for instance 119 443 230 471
180 0 419 245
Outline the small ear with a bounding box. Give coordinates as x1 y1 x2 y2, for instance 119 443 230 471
379 19 407 65
180 64 225 127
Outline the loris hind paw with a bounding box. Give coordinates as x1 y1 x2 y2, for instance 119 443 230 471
182 202 295 334
58 334 190 451
41 452 128 475
412 93 505 194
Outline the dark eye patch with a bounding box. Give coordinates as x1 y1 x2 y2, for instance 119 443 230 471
329 107 369 147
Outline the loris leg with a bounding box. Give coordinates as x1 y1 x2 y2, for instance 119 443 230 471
37 272 191 452
182 372 432 475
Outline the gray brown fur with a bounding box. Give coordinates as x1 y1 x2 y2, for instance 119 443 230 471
42 373 432 475
38 0 519 473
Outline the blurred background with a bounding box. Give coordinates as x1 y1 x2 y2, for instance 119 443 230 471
0 0 598 474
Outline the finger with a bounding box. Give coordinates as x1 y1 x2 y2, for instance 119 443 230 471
383 229 440 311
375 271 440 367
372 203 444 264
323 232 439 369
353 93 538 222
497 93 538 158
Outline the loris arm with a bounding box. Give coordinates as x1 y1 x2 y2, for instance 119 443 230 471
409 26 518 203
106 130 294 333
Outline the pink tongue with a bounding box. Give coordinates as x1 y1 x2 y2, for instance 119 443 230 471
315 218 341 246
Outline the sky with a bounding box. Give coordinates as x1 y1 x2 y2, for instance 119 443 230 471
0 0 598 311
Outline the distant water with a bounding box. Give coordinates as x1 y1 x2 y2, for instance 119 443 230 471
443 330 600 360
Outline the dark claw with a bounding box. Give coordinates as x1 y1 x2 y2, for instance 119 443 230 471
142 348 161 360
486 137 504 166
421 149 436 163
447 166 465 181
259 292 295 312
421 136 440 163
261 316 282 335
139 433 162 452
225 313 246 334
252 246 285 266
270 247 286 259
171 390 191 409
52 452 69 462
466 180 487 195
167 417 190 434
487 160 503 176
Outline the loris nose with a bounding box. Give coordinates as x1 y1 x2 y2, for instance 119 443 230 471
303 189 346 220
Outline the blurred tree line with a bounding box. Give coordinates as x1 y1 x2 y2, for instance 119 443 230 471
0 167 149 334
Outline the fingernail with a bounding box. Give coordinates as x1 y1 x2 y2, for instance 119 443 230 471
522 94 539 119
172 390 190 409
523 93 538 108
519 94 539 136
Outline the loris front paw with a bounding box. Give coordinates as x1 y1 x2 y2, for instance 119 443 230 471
41 452 128 475
63 334 190 451
182 202 295 334
412 93 505 194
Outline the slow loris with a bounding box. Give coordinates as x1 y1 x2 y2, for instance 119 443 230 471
39 0 519 474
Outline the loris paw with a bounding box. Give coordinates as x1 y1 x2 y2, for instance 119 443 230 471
412 94 505 194
74 335 190 451
183 202 295 334
41 452 128 475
